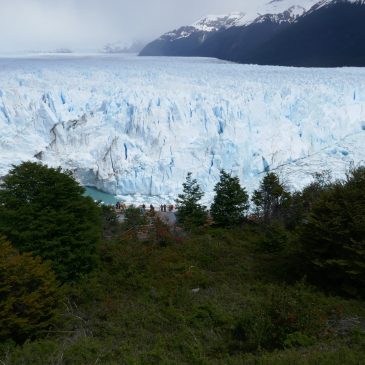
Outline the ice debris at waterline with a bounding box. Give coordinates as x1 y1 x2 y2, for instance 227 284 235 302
0 54 365 203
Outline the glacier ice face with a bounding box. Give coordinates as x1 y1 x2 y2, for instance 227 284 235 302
0 54 364 203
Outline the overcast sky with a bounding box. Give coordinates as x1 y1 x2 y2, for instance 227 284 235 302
0 0 262 52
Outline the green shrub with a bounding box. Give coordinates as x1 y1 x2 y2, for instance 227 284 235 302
300 167 365 296
124 205 147 229
1 224 364 364
232 283 333 351
235 337 365 365
258 223 288 253
149 217 177 246
0 162 102 282
0 237 59 343
283 332 316 348
286 171 332 229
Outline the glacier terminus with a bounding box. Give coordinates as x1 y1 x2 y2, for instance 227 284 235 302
0 54 364 203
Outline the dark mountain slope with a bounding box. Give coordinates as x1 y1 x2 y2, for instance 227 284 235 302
140 29 213 57
140 1 365 67
199 18 291 62
247 1 365 67
140 14 245 57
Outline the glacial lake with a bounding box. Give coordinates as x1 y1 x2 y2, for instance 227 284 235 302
84 187 118 205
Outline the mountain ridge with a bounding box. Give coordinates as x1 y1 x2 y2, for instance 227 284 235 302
140 0 365 67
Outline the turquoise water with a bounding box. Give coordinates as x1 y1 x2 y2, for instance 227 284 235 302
84 187 118 205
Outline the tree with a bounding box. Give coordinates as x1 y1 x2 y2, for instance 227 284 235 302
286 171 333 229
176 172 207 228
0 236 59 343
300 167 365 296
252 172 291 224
210 170 249 226
0 162 102 282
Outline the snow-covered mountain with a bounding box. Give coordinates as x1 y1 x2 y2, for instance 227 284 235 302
0 55 364 204
150 0 318 41
233 0 319 26
140 0 318 56
192 13 245 32
139 13 245 57
140 0 365 67
248 0 365 66
151 13 244 43
309 0 365 12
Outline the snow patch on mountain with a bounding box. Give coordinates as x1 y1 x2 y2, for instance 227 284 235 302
307 0 365 12
192 13 245 32
234 0 320 26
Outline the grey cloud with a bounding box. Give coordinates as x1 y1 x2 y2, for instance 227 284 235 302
0 0 262 52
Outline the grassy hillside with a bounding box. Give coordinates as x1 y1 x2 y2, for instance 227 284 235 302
2 224 365 365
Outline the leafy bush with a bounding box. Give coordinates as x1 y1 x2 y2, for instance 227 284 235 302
0 162 102 282
300 167 365 296
232 283 333 351
0 236 59 343
285 171 333 229
236 336 365 365
258 223 289 253
283 332 316 348
149 217 177 246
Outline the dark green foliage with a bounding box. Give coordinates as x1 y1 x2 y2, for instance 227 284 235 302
101 205 120 240
252 172 291 224
2 338 114 365
0 162 102 282
232 283 332 352
1 164 365 363
149 217 177 246
0 236 59 343
176 172 207 228
101 205 118 225
300 167 365 296
303 171 333 208
286 171 332 229
259 222 289 253
1 226 365 364
124 205 147 229
210 170 249 226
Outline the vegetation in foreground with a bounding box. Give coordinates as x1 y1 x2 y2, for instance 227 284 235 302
0 162 364 364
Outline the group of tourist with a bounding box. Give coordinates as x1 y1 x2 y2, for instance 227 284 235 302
160 204 174 212
115 202 175 213
115 201 126 210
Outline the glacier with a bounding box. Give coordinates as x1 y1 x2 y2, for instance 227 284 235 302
0 54 364 204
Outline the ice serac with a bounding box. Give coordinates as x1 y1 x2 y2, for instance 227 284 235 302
0 55 365 202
